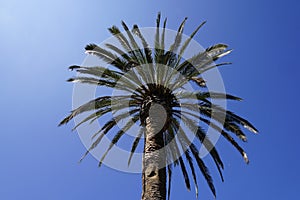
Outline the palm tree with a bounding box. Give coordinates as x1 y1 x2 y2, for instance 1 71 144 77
59 13 258 200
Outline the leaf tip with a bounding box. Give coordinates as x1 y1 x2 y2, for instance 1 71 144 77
243 152 250 164
85 44 97 51
69 65 80 71
67 78 74 82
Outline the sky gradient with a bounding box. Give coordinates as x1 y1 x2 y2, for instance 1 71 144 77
1 0 300 199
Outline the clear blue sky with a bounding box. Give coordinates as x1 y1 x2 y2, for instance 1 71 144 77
1 0 299 199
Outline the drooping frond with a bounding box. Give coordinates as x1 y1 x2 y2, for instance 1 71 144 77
167 123 191 191
185 150 199 198
72 107 112 131
190 143 216 198
99 114 140 167
225 110 258 134
200 102 258 134
167 164 172 200
178 155 191 191
59 96 112 126
171 117 199 197
200 117 250 164
79 110 140 163
176 113 224 170
128 127 144 166
177 126 216 197
195 103 250 141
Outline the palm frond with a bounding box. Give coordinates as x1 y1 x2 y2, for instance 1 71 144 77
190 143 216 198
108 26 132 53
121 21 145 64
154 12 163 64
196 62 232 75
73 66 123 79
74 100 140 131
197 103 249 141
200 117 249 164
67 76 115 86
80 110 139 163
99 114 140 167
59 96 112 126
132 24 153 63
167 121 191 191
173 110 226 184
105 43 132 62
178 114 224 170
72 107 112 131
167 164 173 200
206 44 228 58
177 126 216 197
169 17 187 56
175 91 242 103
225 110 258 134
166 120 180 166
160 18 167 54
176 44 231 78
178 107 249 166
201 92 243 101
79 119 118 162
178 21 206 61
128 127 144 166
85 44 127 70
178 155 191 191
173 120 199 198
170 62 232 91
70 65 138 90
221 130 249 163
201 102 258 134
185 150 199 198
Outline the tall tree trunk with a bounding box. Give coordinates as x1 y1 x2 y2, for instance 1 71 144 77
141 114 166 200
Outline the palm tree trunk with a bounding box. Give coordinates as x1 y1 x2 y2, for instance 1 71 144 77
141 116 166 200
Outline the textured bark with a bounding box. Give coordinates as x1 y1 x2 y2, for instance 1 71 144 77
141 115 166 200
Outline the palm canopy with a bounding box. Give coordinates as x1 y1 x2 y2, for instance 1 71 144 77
59 13 258 199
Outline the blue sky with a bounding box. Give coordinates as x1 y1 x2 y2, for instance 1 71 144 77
1 0 300 199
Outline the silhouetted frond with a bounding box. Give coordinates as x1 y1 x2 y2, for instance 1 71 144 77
59 96 112 126
185 150 199 198
167 164 172 200
128 127 144 166
178 155 191 191
99 114 140 167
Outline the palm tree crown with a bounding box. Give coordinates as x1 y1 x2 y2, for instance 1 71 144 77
59 13 258 199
